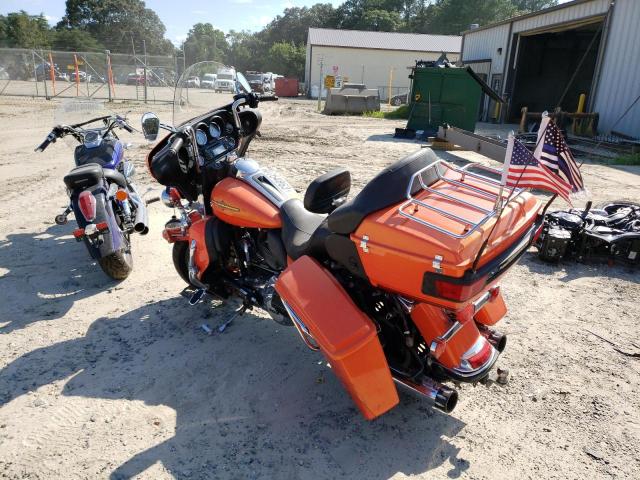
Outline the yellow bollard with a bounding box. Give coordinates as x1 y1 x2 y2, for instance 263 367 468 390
577 93 586 113
493 102 501 123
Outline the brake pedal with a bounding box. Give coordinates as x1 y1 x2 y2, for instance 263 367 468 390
189 288 207 306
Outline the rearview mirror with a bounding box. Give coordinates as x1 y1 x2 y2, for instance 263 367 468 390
141 112 160 141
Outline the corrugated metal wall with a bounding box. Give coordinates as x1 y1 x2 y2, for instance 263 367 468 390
512 0 609 33
593 0 640 138
462 0 640 138
461 24 511 75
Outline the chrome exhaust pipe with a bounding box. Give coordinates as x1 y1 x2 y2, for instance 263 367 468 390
393 375 459 413
128 184 149 235
487 331 507 353
133 204 149 235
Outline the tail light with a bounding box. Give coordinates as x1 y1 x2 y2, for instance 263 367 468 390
461 337 494 370
78 191 97 221
427 274 488 302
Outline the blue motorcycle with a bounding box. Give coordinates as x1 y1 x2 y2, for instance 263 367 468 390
36 113 149 279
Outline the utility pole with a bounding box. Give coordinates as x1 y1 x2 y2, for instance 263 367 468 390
317 56 324 112
143 39 148 103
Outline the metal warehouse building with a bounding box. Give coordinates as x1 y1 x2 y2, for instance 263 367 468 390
461 0 640 139
305 28 461 100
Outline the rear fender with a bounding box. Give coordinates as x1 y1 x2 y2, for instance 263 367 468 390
275 255 399 420
71 182 124 260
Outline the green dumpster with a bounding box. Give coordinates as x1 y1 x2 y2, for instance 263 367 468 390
405 64 503 134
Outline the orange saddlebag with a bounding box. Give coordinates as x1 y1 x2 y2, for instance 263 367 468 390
275 255 399 419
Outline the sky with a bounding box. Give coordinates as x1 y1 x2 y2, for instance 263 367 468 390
0 0 343 46
2 0 573 47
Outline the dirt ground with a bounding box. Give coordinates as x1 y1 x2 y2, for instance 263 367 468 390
0 96 638 480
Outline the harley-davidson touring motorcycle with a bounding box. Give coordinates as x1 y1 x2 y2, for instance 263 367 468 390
143 61 543 419
36 101 149 280
536 200 640 266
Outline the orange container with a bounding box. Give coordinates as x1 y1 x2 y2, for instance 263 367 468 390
275 256 399 419
351 173 540 308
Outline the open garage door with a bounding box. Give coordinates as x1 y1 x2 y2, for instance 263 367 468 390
507 18 604 122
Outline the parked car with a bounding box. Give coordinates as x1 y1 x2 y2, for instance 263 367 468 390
0 66 8 80
126 73 147 85
390 93 408 106
245 71 265 93
184 76 200 88
214 67 236 93
70 71 92 83
35 63 69 82
201 73 217 89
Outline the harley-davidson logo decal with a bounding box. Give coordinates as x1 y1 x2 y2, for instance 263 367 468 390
212 199 240 212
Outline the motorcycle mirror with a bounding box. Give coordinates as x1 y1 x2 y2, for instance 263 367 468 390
141 112 160 141
236 73 252 94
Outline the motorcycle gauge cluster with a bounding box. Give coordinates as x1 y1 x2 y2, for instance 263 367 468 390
83 130 102 148
195 129 208 146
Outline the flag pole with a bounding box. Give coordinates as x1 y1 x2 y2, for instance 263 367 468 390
471 122 552 273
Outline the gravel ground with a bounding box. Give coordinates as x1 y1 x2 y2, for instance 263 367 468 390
0 96 638 480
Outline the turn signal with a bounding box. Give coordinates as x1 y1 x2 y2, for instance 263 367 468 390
96 221 109 232
115 189 128 201
73 228 85 239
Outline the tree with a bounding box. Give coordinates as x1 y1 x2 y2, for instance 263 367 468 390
266 42 306 78
59 0 174 54
1 11 51 49
182 23 228 66
510 0 558 12
52 28 103 51
423 0 519 35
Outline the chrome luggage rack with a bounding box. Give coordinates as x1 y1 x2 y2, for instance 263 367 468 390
398 160 523 239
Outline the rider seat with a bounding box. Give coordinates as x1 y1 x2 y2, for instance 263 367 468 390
63 163 127 190
63 163 104 190
280 199 329 260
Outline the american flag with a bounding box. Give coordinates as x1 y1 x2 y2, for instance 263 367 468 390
534 116 584 192
502 135 573 204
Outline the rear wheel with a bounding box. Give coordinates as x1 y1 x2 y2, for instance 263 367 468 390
172 241 193 286
98 250 133 280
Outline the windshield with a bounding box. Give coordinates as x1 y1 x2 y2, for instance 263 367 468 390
217 74 233 80
53 99 115 148
246 74 262 82
203 74 216 81
173 61 241 125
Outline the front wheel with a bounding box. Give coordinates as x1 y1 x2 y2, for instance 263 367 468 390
98 250 133 280
172 241 193 286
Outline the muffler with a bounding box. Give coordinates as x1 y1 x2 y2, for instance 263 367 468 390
128 184 149 235
133 203 149 234
487 330 507 353
393 375 458 413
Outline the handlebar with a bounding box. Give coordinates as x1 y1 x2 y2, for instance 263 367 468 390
169 135 184 155
258 95 278 102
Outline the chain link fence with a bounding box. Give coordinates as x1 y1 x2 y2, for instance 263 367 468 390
0 48 180 103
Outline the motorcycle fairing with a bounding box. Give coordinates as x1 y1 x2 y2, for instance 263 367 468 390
188 218 211 278
275 255 399 420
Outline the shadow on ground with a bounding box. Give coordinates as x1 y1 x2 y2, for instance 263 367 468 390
0 296 468 479
0 223 118 333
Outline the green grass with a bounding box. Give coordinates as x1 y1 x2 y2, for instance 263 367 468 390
362 104 411 120
611 153 640 165
362 110 385 118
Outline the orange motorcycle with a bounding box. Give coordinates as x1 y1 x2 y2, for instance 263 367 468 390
142 62 542 419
